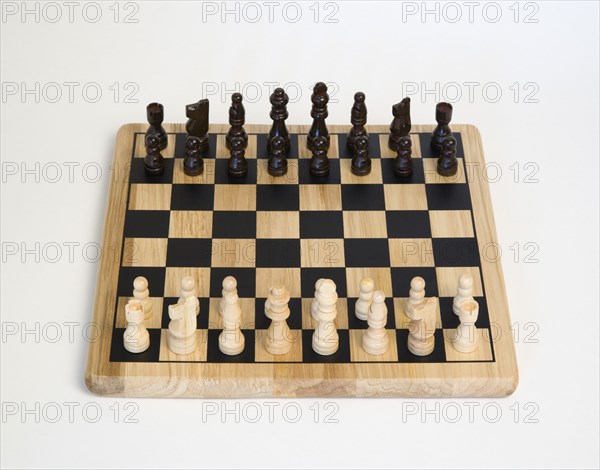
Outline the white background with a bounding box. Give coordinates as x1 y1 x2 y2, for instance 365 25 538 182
1 1 598 469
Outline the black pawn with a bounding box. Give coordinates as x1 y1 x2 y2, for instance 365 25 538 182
388 97 411 151
226 93 248 150
144 134 164 175
351 135 371 176
431 102 453 153
347 92 368 151
268 136 288 176
307 82 330 151
268 88 290 153
183 136 204 176
145 102 167 151
228 136 248 178
394 135 413 177
437 135 458 176
310 135 329 177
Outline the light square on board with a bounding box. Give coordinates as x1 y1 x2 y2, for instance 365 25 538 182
129 184 171 210
345 267 392 298
349 330 399 362
436 266 483 297
214 185 256 211
301 298 349 329
215 134 258 159
343 211 388 238
299 184 341 211
423 158 466 184
254 330 303 362
256 211 299 239
256 159 299 185
300 239 345 268
207 298 256 330
443 328 494 361
158 330 208 362
256 268 301 298
389 238 435 268
169 211 213 238
429 210 474 238
122 238 167 267
134 133 176 158
211 239 256 268
297 134 339 159
172 158 216 184
340 159 383 184
383 184 427 210
378 133 422 158
115 297 163 329
394 297 442 329
165 267 210 297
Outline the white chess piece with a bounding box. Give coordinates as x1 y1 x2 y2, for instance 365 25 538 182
405 276 425 316
452 299 480 353
264 285 273 316
362 290 389 355
219 276 237 316
453 274 474 316
355 277 374 321
132 276 152 320
123 299 150 353
219 292 245 355
179 276 199 315
264 285 292 355
167 297 198 355
407 297 437 356
312 279 339 355
310 278 326 321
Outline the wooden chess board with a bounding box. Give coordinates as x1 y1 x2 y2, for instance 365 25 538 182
84 123 518 398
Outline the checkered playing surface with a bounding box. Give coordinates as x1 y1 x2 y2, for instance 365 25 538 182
109 131 495 365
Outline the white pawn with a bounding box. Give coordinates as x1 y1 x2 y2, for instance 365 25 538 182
179 276 199 315
123 299 150 353
407 297 437 356
452 299 480 353
355 277 375 321
362 291 389 355
132 276 152 320
264 285 292 355
220 276 237 316
405 276 425 316
453 274 474 316
310 278 326 321
312 279 339 355
219 292 245 355
167 297 197 355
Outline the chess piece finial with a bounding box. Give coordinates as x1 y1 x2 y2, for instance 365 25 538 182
132 276 152 319
394 135 413 177
228 135 248 178
268 135 288 176
183 135 204 176
347 91 368 151
145 102 167 151
309 135 330 177
143 134 165 175
226 92 248 151
388 97 411 151
264 285 292 355
268 88 290 153
307 82 330 151
437 135 458 177
355 277 375 320
431 102 453 153
351 134 372 176
452 299 480 353
185 98 209 153
362 290 389 355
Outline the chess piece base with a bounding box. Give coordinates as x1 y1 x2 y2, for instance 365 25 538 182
452 330 479 353
312 333 339 356
351 161 371 176
219 332 245 356
168 333 198 355
264 337 292 356
436 160 458 177
124 331 150 354
143 160 164 175
184 161 204 176
362 332 389 356
408 335 435 356
268 159 288 176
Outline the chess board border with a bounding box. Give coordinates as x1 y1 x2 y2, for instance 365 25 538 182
85 123 518 398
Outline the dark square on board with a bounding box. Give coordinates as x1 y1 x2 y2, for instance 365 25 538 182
341 184 386 211
117 267 166 297
212 211 257 239
209 267 256 298
391 267 438 298
170 184 215 211
298 159 341 185
166 239 213 267
129 158 175 184
386 210 432 238
301 267 348 298
256 184 299 211
124 210 170 238
425 184 472 211
344 239 391 267
299 211 344 239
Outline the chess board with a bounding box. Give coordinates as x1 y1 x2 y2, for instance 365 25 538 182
85 123 518 398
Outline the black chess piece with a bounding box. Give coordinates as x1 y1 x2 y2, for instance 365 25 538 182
226 93 248 151
185 99 209 154
183 136 204 176
145 102 168 151
143 134 164 175
310 135 329 177
307 82 330 151
388 97 411 151
267 88 290 154
437 135 458 176
394 135 413 177
431 102 453 153
228 136 248 178
347 92 368 152
268 136 288 176
351 135 371 176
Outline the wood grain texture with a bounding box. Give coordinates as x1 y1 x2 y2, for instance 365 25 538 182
85 123 518 398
